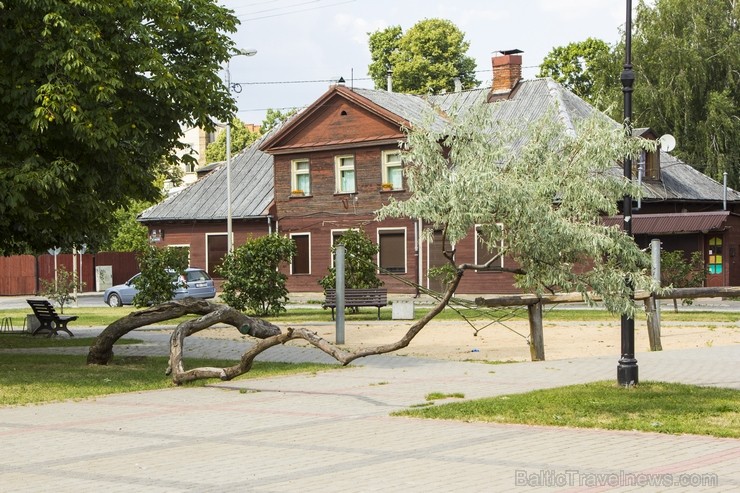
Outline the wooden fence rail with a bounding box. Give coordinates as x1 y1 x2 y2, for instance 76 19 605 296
475 286 740 362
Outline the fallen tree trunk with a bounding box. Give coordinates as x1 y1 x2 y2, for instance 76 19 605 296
86 298 280 365
169 271 464 384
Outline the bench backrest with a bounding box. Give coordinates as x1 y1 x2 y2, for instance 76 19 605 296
27 300 59 320
325 288 387 304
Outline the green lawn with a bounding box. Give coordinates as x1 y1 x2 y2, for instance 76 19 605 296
0 353 337 406
2 303 739 328
0 334 141 349
395 381 740 438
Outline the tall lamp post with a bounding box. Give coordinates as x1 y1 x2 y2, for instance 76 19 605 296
618 0 638 386
226 48 257 253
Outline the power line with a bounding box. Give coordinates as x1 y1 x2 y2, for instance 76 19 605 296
235 0 357 21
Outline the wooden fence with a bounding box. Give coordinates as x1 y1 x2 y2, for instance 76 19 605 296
0 252 139 296
475 286 740 361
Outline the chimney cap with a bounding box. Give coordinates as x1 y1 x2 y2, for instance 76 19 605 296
496 49 523 56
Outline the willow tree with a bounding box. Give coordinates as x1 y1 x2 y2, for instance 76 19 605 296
92 100 661 383
380 99 659 316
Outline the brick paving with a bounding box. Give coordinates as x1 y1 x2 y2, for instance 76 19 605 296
0 327 738 492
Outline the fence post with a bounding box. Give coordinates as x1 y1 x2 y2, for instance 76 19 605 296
527 301 545 361
335 245 345 345
648 238 662 351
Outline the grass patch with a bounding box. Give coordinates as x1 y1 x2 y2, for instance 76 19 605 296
0 353 336 406
426 392 465 401
2 305 739 327
0 334 142 349
395 381 740 438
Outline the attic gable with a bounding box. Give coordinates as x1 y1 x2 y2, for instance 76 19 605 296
260 86 410 154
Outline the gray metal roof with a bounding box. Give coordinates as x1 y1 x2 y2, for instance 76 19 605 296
139 133 274 223
642 152 740 202
140 79 736 224
351 87 448 132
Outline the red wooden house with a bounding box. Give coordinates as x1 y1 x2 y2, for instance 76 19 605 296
139 52 740 293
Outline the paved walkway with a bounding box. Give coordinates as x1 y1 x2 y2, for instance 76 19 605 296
1 328 738 492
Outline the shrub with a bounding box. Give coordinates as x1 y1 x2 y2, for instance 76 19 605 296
218 234 296 316
318 229 382 291
133 245 189 307
40 265 83 314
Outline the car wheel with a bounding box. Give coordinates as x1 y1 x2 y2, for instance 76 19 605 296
108 293 122 307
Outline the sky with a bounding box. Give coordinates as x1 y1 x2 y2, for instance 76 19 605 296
220 0 630 125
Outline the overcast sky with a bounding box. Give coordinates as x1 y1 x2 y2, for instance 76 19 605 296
220 0 630 124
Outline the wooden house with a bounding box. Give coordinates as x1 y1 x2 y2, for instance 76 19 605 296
139 53 740 293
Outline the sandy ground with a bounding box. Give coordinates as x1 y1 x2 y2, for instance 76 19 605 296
196 317 740 362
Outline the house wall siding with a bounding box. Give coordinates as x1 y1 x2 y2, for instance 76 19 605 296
152 221 271 276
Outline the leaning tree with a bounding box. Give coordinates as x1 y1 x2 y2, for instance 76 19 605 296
88 97 658 383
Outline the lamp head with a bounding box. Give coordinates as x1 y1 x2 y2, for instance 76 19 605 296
234 48 257 57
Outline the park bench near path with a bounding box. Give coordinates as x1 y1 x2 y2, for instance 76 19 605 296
26 299 77 337
323 288 388 320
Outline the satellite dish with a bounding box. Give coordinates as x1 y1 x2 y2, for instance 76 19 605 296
659 134 676 152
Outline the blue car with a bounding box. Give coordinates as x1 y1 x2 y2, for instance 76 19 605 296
104 268 216 307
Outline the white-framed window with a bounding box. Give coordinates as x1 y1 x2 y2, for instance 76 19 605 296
377 228 406 274
290 233 311 275
291 159 311 195
335 155 355 193
475 224 504 269
382 150 403 190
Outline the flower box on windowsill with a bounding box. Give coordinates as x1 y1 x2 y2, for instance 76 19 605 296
381 183 394 191
290 190 305 197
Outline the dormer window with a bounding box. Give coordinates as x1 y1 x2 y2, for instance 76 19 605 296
632 129 661 181
638 149 660 180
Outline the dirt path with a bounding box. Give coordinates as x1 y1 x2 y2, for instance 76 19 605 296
196 318 740 362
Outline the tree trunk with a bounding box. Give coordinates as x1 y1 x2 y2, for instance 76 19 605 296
86 298 280 365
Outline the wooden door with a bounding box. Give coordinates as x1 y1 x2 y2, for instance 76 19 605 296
705 235 725 287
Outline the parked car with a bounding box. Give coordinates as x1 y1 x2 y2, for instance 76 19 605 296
103 268 216 307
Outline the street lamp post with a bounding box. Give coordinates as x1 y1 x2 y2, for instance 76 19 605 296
226 48 257 253
618 0 638 386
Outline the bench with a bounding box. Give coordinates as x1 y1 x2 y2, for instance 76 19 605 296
26 299 77 337
323 288 388 320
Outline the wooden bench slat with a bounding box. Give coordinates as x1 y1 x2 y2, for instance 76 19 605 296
322 288 388 320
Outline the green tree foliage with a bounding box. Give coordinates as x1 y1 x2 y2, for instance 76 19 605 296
204 117 260 163
217 234 296 316
0 1 238 254
660 250 706 312
40 264 82 314
318 229 382 292
132 246 189 307
260 108 299 135
368 18 479 94
378 100 659 316
538 38 611 103
101 200 151 253
589 0 740 186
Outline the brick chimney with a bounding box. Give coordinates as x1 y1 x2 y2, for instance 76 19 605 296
491 50 523 93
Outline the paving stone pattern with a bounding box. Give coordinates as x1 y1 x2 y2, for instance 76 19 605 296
1 328 738 492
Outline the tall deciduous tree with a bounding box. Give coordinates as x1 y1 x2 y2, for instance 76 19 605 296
587 0 740 186
630 0 740 186
204 118 259 163
379 100 659 316
368 18 479 94
538 38 611 104
0 0 239 254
